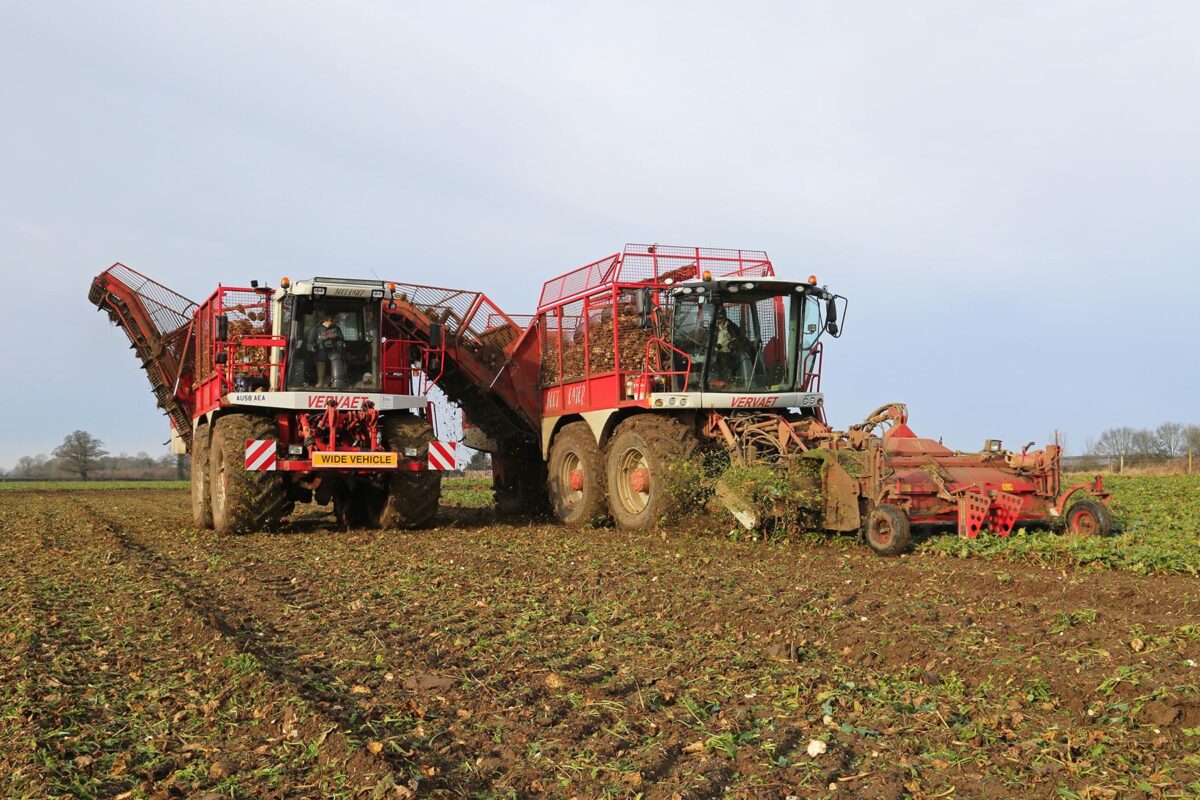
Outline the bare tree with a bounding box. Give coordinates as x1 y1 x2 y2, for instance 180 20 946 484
1130 429 1164 461
53 430 109 481
1187 425 1200 455
1088 427 1137 463
1156 422 1188 457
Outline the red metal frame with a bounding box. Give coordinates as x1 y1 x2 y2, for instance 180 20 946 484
534 244 791 417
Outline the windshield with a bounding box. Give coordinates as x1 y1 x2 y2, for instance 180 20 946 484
284 296 382 391
670 286 813 393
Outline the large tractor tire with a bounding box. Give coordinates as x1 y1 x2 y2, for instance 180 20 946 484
547 421 607 526
190 423 214 529
1065 498 1113 537
209 413 288 535
373 414 441 529
605 414 699 530
862 504 911 556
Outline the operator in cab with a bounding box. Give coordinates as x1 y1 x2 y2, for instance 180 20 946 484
712 307 751 384
308 310 348 388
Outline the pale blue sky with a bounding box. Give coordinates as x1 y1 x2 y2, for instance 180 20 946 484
1 1 1197 465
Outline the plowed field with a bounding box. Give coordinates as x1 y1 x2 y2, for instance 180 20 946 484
1 482 1198 799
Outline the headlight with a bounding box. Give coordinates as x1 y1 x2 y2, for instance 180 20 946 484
371 289 384 299
313 286 327 296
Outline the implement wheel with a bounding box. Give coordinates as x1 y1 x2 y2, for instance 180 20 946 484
1065 498 1113 537
605 414 698 530
209 414 288 535
374 414 441 529
548 422 607 526
863 505 911 556
190 424 213 529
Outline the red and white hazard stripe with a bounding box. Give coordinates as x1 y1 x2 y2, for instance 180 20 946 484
427 441 457 471
244 439 277 471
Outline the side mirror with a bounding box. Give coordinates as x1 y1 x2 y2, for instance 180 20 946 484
429 321 444 350
825 298 838 337
217 314 229 341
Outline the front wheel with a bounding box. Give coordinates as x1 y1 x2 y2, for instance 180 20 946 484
862 505 911 556
547 422 607 526
373 414 441 529
209 414 288 535
1065 498 1113 537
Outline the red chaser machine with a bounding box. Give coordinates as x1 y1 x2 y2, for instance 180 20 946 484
89 265 456 533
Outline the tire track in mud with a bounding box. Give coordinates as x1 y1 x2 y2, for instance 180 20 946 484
92 493 713 792
0 508 56 798
12 505 143 798
72 498 456 790
67 498 850 797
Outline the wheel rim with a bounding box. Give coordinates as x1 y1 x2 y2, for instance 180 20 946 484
213 447 227 520
557 451 584 508
872 517 893 545
615 445 651 515
1071 509 1097 535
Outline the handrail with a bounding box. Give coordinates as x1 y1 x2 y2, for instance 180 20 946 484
641 337 692 391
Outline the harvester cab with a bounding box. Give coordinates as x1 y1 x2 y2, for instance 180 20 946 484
276 277 394 392
663 274 844 406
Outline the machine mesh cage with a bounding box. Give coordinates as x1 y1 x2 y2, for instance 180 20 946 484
223 290 273 372
539 302 585 386
95 263 198 366
537 244 774 311
538 291 665 387
534 245 775 388
391 284 522 374
100 263 197 336
195 288 274 382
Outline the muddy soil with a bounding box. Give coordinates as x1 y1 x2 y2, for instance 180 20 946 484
1 489 1197 799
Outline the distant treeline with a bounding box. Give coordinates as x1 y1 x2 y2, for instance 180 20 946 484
1079 422 1199 472
1 451 186 482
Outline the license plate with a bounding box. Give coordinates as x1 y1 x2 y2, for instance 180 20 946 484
311 451 398 469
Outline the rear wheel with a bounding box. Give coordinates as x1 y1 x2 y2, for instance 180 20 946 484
209 414 288 535
190 424 213 529
605 414 698 530
863 505 911 556
1065 498 1113 537
373 414 441 529
547 422 607 526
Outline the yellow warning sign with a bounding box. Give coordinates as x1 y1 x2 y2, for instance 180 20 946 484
312 451 398 469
